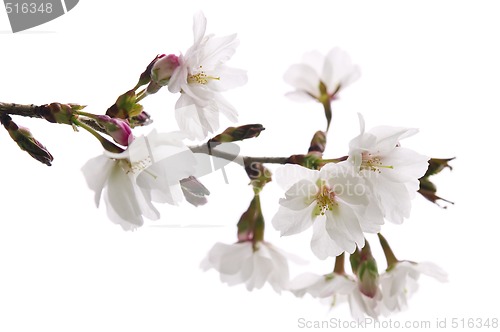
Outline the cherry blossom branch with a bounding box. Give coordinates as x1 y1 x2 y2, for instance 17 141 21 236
0 101 108 134
189 143 290 165
0 102 43 118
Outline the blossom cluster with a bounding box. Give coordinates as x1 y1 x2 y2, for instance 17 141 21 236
82 11 246 229
69 11 449 319
272 113 429 259
289 260 447 319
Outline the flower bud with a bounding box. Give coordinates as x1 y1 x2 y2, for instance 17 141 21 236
237 195 265 244
286 153 321 170
39 103 85 125
93 115 133 146
150 54 180 86
1 115 53 166
106 90 144 119
424 157 455 177
308 130 327 154
136 54 165 88
350 242 379 298
209 124 265 145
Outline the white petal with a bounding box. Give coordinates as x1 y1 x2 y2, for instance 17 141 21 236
103 197 140 231
212 93 238 122
301 50 324 76
198 34 239 68
310 217 344 259
265 244 290 292
382 147 429 183
246 245 275 290
207 242 252 275
272 204 315 236
370 126 419 155
167 57 188 93
209 65 247 91
322 162 368 206
175 95 208 140
314 274 357 299
355 198 385 233
105 164 147 230
371 176 412 224
81 154 114 207
288 273 324 297
349 289 380 320
182 84 214 107
283 63 320 98
275 164 319 191
323 47 360 93
324 203 365 254
280 179 318 209
284 91 316 102
415 262 448 282
192 11 207 45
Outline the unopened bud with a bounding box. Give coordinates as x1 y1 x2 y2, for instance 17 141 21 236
308 131 327 154
136 54 165 88
106 90 143 119
350 242 379 298
237 195 265 244
150 54 180 86
286 153 321 170
424 157 455 177
1 115 53 166
39 103 85 125
93 115 133 146
209 124 265 145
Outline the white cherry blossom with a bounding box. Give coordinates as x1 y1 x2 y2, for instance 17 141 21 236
289 272 380 320
348 114 429 224
168 12 247 140
82 130 195 230
284 47 360 102
271 162 373 259
200 241 290 292
379 261 447 313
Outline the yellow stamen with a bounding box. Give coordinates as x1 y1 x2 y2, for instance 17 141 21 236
119 157 157 179
315 183 338 216
361 153 393 173
187 65 220 85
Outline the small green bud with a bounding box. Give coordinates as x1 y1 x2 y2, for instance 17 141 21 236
350 241 379 298
106 90 144 120
39 102 84 125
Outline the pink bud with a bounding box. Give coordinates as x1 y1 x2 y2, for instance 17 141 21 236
95 115 133 146
151 54 180 85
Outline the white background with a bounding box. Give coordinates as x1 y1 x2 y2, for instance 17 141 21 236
1 1 499 331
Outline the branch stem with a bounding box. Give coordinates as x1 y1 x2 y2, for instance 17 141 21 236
0 102 43 118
